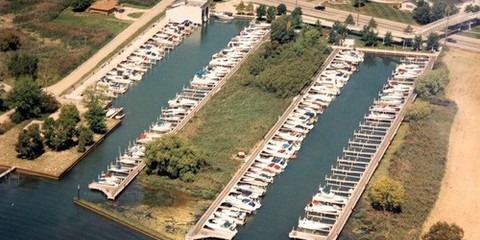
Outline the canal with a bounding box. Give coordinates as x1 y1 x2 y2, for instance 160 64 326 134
0 20 248 240
234 55 399 240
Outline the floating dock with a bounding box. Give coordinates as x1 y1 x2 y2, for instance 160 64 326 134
289 55 436 240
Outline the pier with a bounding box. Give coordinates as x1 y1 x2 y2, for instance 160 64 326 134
0 167 16 180
186 49 341 240
289 55 436 240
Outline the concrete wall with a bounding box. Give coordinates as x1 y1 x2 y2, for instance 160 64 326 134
166 6 204 24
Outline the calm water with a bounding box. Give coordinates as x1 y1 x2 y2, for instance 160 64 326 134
234 55 398 240
0 20 248 240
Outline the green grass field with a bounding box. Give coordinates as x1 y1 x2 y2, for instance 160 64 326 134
326 2 417 25
53 9 131 35
127 12 144 18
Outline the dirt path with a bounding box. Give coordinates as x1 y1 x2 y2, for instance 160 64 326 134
424 48 480 239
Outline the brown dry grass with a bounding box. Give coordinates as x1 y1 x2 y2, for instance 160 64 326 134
424 48 480 239
0 118 119 177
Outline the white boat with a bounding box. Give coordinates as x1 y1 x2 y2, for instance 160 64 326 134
205 218 238 235
298 217 332 231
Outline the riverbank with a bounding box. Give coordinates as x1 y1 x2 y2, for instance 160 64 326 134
342 56 457 239
0 119 121 179
424 48 480 239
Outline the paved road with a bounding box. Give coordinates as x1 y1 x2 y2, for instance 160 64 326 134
446 34 480 52
45 0 176 97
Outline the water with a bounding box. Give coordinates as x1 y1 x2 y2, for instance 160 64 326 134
0 20 248 240
234 55 399 240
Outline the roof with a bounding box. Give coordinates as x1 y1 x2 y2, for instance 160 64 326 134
90 0 119 11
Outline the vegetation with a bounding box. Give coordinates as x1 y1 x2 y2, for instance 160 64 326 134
368 176 405 212
404 24 414 33
266 6 277 23
245 2 254 14
145 135 207 182
271 15 296 44
344 59 457 239
352 0 366 7
0 31 21 52
85 102 107 134
426 33 440 51
413 0 459 24
384 31 393 46
413 35 423 51
43 105 80 151
328 21 348 45
236 1 246 14
71 0 93 12
464 4 480 13
326 2 416 25
415 69 449 99
77 124 94 152
7 53 39 80
361 24 379 46
126 12 144 19
277 3 287 15
291 7 303 28
15 124 44 160
345 14 355 25
422 221 464 240
119 0 160 7
405 99 431 121
256 4 267 20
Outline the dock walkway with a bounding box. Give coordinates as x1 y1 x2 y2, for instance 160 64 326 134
0 166 16 180
185 49 341 240
289 55 437 240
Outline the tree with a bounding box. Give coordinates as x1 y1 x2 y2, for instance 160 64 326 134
0 31 20 52
71 0 93 12
256 4 267 20
145 135 207 182
413 0 431 24
77 125 94 152
415 69 449 99
328 21 348 45
16 124 44 160
405 99 431 121
404 24 414 34
412 35 423 51
82 86 105 108
245 2 254 14
291 7 303 28
422 221 464 240
85 102 107 134
6 77 42 123
59 104 80 124
367 17 377 29
43 105 79 151
270 15 296 44
352 0 365 7
368 176 405 212
315 19 322 31
361 25 378 46
236 1 245 14
7 53 39 80
277 3 287 15
465 4 480 13
383 31 393 46
39 93 60 114
445 4 459 15
426 32 440 51
430 1 446 22
345 14 355 25
266 6 277 23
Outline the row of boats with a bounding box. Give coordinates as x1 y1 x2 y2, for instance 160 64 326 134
291 57 429 236
89 21 270 193
200 49 366 238
95 20 198 99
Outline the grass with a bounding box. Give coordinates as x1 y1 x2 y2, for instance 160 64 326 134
326 2 417 25
53 9 131 35
457 25 480 39
343 97 457 239
127 12 144 19
141 80 292 199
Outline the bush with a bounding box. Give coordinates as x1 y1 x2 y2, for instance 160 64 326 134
6 77 42 122
16 123 45 159
145 135 207 182
277 3 287 15
415 69 449 99
0 31 21 52
405 100 431 121
271 15 296 44
39 93 60 113
85 103 107 134
119 0 160 7
422 221 464 240
71 0 93 12
368 176 405 212
77 125 94 152
7 53 39 80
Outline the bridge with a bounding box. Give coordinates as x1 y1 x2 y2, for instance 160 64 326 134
415 12 480 37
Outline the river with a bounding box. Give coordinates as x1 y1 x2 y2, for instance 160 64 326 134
0 19 248 240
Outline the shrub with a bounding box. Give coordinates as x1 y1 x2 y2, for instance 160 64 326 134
405 100 431 121
7 53 39 80
0 31 21 52
85 103 107 134
16 123 45 159
39 93 60 113
422 221 464 240
368 176 405 212
71 0 93 12
415 69 449 99
277 3 287 15
6 77 42 122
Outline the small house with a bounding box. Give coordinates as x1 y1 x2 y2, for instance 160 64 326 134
89 0 119 15
166 0 210 25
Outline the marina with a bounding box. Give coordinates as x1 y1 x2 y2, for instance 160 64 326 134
88 20 271 200
289 56 435 240
186 48 367 240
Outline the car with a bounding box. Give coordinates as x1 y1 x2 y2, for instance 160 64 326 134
446 38 457 43
314 5 326 10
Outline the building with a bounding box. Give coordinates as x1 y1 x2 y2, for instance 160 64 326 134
88 0 119 15
166 0 209 25
401 0 417 12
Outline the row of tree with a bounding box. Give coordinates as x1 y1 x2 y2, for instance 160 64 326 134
413 0 459 25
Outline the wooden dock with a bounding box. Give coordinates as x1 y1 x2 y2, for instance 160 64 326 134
88 162 145 200
290 56 437 240
0 166 16 180
186 49 341 240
